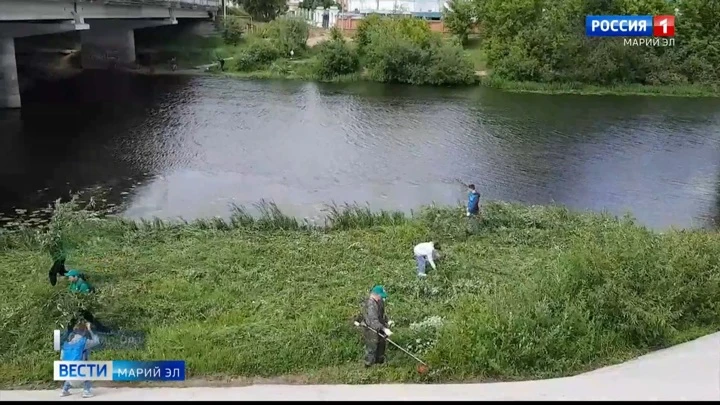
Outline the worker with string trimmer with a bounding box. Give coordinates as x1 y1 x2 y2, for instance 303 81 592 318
354 285 430 372
354 285 392 368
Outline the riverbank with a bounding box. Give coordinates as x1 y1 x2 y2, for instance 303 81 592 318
161 46 718 97
480 76 720 98
109 63 719 98
129 25 719 97
1 200 719 388
214 66 718 98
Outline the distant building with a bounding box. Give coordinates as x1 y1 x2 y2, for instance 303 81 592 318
345 0 446 13
336 5 446 32
287 0 302 16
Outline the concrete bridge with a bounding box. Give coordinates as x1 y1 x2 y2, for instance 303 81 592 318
0 0 220 108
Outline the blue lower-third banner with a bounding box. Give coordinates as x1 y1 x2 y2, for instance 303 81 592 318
54 360 185 381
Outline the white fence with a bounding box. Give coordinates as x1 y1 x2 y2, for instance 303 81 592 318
290 7 341 28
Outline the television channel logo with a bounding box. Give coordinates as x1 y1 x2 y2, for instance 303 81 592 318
54 360 185 381
54 361 113 381
585 15 675 37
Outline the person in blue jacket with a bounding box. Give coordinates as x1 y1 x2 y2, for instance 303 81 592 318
60 321 101 398
466 184 480 217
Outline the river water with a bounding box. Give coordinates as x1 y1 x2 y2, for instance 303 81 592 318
1 71 720 229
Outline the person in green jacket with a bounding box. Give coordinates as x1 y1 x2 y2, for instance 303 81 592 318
64 269 109 333
66 270 93 293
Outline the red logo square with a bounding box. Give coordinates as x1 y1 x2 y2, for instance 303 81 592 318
653 15 675 37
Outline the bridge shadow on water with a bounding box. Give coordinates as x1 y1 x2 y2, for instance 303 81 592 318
0 70 194 217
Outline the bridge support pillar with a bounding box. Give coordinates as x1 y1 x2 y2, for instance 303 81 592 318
0 37 21 109
80 29 136 69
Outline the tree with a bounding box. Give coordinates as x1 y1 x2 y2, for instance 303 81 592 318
222 16 246 45
240 0 288 22
314 38 360 79
299 0 338 9
473 0 719 87
443 0 476 45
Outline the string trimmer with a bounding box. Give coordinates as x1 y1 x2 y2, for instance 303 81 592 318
354 321 430 374
455 178 469 188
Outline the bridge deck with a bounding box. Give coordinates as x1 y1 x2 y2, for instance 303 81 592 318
0 0 220 22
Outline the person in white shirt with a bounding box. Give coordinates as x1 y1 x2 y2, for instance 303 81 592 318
413 241 440 277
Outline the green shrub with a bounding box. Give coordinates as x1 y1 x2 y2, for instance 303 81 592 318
221 16 247 45
362 16 434 51
354 13 384 54
365 37 427 84
329 26 344 42
269 59 292 76
424 41 477 85
365 32 475 85
233 39 280 71
358 16 475 85
314 39 360 80
264 17 310 56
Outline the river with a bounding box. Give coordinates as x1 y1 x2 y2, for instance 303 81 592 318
1 70 720 229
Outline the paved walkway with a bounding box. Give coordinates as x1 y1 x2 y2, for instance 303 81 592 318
2 333 718 401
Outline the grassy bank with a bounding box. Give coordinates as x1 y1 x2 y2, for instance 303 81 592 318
222 68 362 83
1 199 719 388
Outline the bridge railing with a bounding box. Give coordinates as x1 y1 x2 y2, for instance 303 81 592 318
87 0 220 9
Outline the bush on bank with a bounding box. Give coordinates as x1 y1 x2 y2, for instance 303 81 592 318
446 0 720 87
232 17 309 72
1 199 719 387
314 39 361 80
227 16 476 85
221 16 248 46
261 17 310 56
358 16 477 85
234 38 282 72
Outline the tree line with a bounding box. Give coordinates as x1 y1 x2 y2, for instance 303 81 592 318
444 0 720 86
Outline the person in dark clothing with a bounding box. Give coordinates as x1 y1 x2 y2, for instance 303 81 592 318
466 184 480 217
359 285 392 367
49 257 67 286
66 311 108 335
217 56 225 71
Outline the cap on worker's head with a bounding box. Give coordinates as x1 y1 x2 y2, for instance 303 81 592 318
370 285 387 299
66 269 80 277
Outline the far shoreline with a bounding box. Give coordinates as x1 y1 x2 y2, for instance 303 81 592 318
36 61 719 99
175 66 720 98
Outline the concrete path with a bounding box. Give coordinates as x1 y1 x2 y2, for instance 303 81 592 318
2 333 719 401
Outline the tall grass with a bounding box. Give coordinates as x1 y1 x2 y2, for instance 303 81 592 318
1 199 719 387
